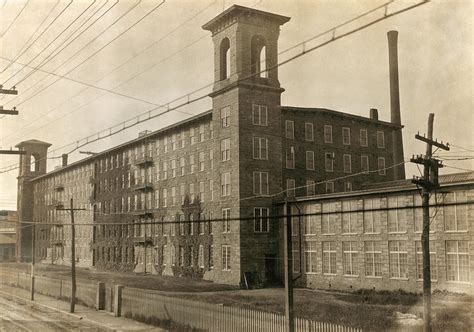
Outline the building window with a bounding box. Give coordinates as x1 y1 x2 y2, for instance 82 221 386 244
342 200 357 234
221 172 230 196
389 241 408 279
388 196 407 233
171 159 177 178
343 154 352 173
198 245 204 268
377 131 385 148
209 245 214 270
162 188 167 207
190 154 196 173
342 127 351 145
445 192 468 232
198 152 205 172
285 120 295 139
171 245 176 266
286 179 295 197
254 207 269 233
286 147 295 169
304 240 317 274
292 246 301 273
306 151 315 170
199 124 205 142
325 181 334 194
323 242 337 275
209 179 214 201
253 171 269 196
343 242 358 276
325 152 334 172
305 123 314 141
221 106 230 128
361 155 369 174
306 179 315 196
322 202 337 234
378 157 386 175
222 245 231 271
209 149 214 169
179 246 184 267
252 105 267 126
189 183 195 202
360 129 368 147
222 208 230 233
221 138 230 161
304 204 320 235
179 157 185 176
364 198 382 233
446 241 469 282
344 182 352 192
365 241 382 277
253 137 268 160
324 125 333 143
415 241 437 281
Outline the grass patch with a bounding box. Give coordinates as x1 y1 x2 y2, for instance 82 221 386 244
125 312 204 331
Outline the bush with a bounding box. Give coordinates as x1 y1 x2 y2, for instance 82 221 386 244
124 312 205 331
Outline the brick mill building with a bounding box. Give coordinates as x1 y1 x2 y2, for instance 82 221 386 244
16 5 409 286
284 172 474 294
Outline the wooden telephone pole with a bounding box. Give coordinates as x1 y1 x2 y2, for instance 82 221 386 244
0 86 18 116
283 200 295 332
57 198 85 313
411 113 449 332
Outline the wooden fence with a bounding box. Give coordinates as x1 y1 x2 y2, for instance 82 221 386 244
0 268 362 332
122 286 363 332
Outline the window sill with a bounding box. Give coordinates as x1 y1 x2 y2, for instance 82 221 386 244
416 279 437 282
365 276 383 279
445 230 468 233
446 281 471 285
342 233 357 235
305 272 318 275
389 278 409 281
323 273 337 276
343 274 359 278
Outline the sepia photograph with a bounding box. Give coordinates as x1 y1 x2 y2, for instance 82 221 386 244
0 0 472 330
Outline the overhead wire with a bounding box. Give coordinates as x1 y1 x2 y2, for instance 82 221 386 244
0 0 61 73
0 0 216 140
2 0 143 106
0 0 75 75
10 0 166 109
0 0 429 174
2 0 100 86
9 0 114 88
0 0 30 39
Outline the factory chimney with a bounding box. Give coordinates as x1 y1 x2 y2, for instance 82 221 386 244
387 30 406 180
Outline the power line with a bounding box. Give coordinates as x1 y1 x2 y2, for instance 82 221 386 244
0 0 428 174
11 0 166 108
0 1 215 141
11 0 118 88
0 0 61 73
3 200 473 227
2 0 99 86
0 0 30 39
2 0 142 107
0 0 74 75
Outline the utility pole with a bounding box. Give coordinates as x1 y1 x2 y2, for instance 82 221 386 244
411 113 449 332
30 223 35 301
57 198 85 313
283 200 294 332
0 86 18 117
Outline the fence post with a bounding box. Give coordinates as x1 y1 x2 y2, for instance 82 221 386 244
96 282 105 310
113 285 124 317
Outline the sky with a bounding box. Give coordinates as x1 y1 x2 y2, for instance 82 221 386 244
0 0 472 210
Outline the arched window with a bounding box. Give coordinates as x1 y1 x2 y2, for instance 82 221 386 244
220 38 230 80
30 153 40 172
251 35 267 78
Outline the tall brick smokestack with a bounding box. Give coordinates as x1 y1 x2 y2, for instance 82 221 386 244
387 30 406 180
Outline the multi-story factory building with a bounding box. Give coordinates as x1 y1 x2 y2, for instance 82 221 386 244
283 172 474 294
16 5 406 286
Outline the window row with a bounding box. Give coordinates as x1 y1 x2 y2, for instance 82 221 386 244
298 240 470 283
285 121 385 148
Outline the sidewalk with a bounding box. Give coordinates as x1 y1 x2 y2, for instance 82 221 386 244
0 283 165 331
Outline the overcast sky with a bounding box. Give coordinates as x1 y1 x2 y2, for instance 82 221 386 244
0 0 472 210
